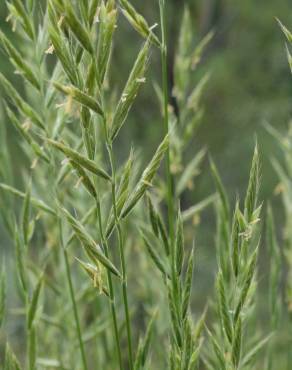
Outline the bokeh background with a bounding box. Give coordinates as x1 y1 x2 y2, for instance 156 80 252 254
0 0 292 365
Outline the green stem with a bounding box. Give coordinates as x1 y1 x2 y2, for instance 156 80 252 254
26 293 36 370
95 86 124 370
59 222 88 370
159 0 175 246
96 198 124 370
107 143 134 370
27 327 36 370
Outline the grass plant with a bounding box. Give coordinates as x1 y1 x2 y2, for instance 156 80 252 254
0 1 290 369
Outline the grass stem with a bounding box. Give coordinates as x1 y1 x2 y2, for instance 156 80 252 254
59 221 88 370
96 198 124 370
159 0 175 247
107 142 134 370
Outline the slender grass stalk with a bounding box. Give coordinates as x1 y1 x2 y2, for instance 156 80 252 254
95 198 123 370
93 85 125 369
59 221 88 370
75 91 123 367
27 326 36 370
77 75 123 368
99 65 134 369
159 0 175 246
107 142 134 370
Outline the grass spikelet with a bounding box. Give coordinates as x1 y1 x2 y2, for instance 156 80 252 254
191 30 214 69
119 0 160 47
53 82 103 116
242 333 273 367
0 30 40 90
0 73 45 131
97 2 117 85
62 0 94 54
276 18 292 43
244 144 260 222
59 205 121 277
182 246 195 320
88 0 100 26
134 309 157 370
187 73 210 111
106 148 134 231
231 202 240 278
216 271 233 343
6 107 50 163
121 134 169 218
48 2 80 85
75 258 109 296
27 274 43 330
285 44 292 74
234 246 258 324
231 316 242 368
70 160 97 199
205 326 226 370
78 0 89 24
110 39 150 141
174 208 184 275
8 0 35 40
116 148 134 206
47 139 111 181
